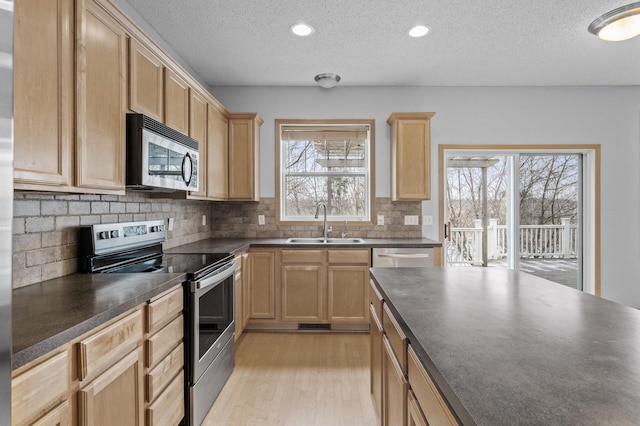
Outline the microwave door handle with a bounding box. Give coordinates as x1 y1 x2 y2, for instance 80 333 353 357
182 153 193 187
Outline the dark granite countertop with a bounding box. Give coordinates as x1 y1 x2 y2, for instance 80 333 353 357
369 267 640 425
165 237 442 254
12 272 186 370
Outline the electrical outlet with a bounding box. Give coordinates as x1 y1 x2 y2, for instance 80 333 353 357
168 217 174 231
423 215 433 225
404 215 419 225
202 215 207 226
377 215 384 226
258 215 265 225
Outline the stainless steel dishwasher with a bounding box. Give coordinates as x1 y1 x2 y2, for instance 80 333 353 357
372 247 434 267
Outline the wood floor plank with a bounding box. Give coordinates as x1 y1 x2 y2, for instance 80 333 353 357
202 332 377 426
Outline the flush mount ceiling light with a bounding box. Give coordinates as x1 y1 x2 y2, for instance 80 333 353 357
291 23 315 36
408 25 430 38
314 73 341 89
588 2 640 41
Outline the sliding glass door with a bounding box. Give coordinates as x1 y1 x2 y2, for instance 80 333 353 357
444 150 583 290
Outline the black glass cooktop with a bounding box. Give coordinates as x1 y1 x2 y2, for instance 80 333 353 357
111 253 232 277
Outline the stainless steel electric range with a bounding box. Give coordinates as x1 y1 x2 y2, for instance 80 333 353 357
79 220 236 426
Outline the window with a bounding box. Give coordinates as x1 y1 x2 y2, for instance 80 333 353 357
276 119 375 223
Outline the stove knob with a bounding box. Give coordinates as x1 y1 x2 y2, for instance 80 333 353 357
110 230 119 238
98 231 109 239
151 226 158 232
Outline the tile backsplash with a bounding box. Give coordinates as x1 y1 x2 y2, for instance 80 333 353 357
12 194 421 289
210 197 422 239
12 192 212 288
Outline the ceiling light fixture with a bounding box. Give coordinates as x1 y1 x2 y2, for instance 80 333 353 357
314 73 341 89
291 23 315 37
408 25 430 38
588 2 640 41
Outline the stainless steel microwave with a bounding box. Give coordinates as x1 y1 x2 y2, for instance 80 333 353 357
126 113 199 192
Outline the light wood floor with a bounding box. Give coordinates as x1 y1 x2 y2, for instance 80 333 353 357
203 332 377 426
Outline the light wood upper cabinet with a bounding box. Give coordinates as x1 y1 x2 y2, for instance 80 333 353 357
14 0 74 190
128 38 163 121
75 0 127 192
228 113 263 201
164 69 190 134
387 112 435 201
207 105 229 200
188 90 209 199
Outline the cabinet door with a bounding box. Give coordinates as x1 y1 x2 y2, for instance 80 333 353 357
281 265 324 322
383 336 407 426
207 105 229 200
78 348 144 426
188 90 208 198
370 304 384 423
248 250 276 319
228 115 262 201
14 0 74 189
388 113 434 201
75 0 127 192
407 390 428 426
145 371 185 426
327 266 369 323
128 38 163 121
241 252 251 328
164 69 189 134
234 257 243 340
30 400 72 426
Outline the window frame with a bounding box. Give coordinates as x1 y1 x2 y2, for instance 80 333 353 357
275 119 375 225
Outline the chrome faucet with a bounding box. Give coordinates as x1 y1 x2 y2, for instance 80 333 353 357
314 203 332 240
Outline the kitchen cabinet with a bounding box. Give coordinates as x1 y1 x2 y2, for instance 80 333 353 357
163 69 190 134
383 335 407 426
188 89 209 199
144 286 184 425
13 0 74 190
370 304 384 423
128 37 164 121
11 349 71 426
387 112 435 201
407 390 428 426
248 249 277 319
75 0 127 192
281 250 324 322
327 250 370 323
234 250 250 340
228 113 263 201
207 105 229 200
78 347 145 426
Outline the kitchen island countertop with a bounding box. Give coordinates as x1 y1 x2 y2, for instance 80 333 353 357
370 267 640 425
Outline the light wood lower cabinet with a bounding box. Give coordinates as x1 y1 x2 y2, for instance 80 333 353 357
11 350 71 426
407 390 428 426
145 371 185 426
383 335 407 426
327 265 369 322
78 348 144 426
30 400 72 426
248 249 277 319
370 304 384 423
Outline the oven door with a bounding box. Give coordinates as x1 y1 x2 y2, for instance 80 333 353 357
141 128 199 191
190 260 235 383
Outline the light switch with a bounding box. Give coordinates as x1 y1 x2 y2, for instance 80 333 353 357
168 217 174 231
404 215 419 225
258 215 265 225
202 215 207 226
377 215 384 226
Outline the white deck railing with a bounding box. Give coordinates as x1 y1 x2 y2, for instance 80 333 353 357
448 218 577 265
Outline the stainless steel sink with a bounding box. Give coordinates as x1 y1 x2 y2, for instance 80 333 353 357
285 237 365 244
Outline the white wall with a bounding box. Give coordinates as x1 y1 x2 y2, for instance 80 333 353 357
212 85 640 308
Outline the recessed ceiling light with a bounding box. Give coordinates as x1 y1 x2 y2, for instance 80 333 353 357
588 2 640 41
291 23 315 37
408 25 430 38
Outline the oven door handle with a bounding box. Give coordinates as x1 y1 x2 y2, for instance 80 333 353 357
376 253 430 259
190 260 236 293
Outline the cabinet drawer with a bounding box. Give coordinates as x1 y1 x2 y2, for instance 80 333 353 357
12 351 69 426
146 286 183 334
146 343 184 403
78 309 143 381
281 249 323 264
408 345 458 426
383 335 407 426
146 370 185 426
31 400 71 426
327 249 369 265
383 302 407 375
369 279 383 321
408 389 428 426
146 315 183 368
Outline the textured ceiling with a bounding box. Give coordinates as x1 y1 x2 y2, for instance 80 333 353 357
123 0 640 87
